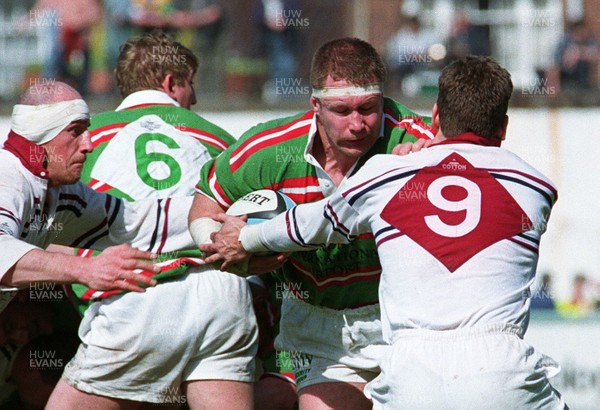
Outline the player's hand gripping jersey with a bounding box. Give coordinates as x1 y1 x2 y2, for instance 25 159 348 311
197 97 434 310
244 133 557 340
0 136 196 312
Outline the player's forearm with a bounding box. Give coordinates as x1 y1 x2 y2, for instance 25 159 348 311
239 224 274 253
188 193 227 246
1 248 84 288
242 200 343 253
189 192 225 223
46 244 76 255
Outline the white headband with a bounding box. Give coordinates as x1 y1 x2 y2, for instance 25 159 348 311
311 83 382 98
11 99 90 145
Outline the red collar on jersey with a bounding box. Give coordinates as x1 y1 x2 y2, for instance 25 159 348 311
122 103 175 110
3 131 50 179
436 132 502 147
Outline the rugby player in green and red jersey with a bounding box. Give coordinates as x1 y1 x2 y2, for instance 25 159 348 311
189 37 434 410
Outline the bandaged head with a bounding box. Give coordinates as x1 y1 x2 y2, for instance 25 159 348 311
311 83 383 99
10 99 90 145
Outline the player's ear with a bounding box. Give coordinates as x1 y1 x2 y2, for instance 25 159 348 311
161 74 175 95
310 96 320 113
498 115 509 141
431 103 440 131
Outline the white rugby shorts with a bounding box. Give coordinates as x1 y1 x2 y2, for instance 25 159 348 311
276 296 386 390
62 266 258 403
366 324 568 409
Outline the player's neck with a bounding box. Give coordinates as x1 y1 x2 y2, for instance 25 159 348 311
312 133 358 187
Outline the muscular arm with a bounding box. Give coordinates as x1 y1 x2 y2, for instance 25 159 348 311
190 192 288 274
202 194 361 271
189 192 226 223
1 244 158 291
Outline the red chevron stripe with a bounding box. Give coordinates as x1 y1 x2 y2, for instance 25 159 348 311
177 126 230 151
230 112 313 172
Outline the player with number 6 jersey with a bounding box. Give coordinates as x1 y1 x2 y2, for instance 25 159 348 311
80 89 234 200
51 32 257 410
72 33 236 311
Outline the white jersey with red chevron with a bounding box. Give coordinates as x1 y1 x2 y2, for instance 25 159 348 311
244 133 557 343
0 135 198 311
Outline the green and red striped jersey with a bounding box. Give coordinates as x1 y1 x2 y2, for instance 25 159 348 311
197 97 434 309
81 92 235 200
70 91 235 313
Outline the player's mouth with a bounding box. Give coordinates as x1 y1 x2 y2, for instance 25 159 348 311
347 134 374 145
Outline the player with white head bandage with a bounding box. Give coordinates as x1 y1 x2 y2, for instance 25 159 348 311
0 81 209 408
190 37 434 410
0 81 185 310
202 56 568 409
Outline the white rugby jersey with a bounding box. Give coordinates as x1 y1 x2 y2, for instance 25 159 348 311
0 133 195 309
242 133 557 343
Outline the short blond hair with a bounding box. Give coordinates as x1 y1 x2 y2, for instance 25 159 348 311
115 31 198 97
310 38 386 89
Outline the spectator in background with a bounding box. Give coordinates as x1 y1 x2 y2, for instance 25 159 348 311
570 273 596 312
254 0 301 104
28 0 102 96
530 272 555 310
169 0 227 98
384 15 440 95
557 273 597 318
103 0 135 72
444 11 490 63
102 0 172 96
103 0 226 97
547 20 599 93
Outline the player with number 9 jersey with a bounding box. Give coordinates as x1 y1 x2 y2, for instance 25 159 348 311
241 135 564 408
233 56 566 409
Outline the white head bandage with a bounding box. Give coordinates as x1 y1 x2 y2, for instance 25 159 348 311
311 83 382 98
10 99 90 145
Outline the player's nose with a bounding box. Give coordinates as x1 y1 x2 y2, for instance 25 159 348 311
80 130 93 153
348 111 365 131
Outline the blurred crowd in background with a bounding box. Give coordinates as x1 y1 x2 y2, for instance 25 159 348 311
0 0 599 111
531 271 600 317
